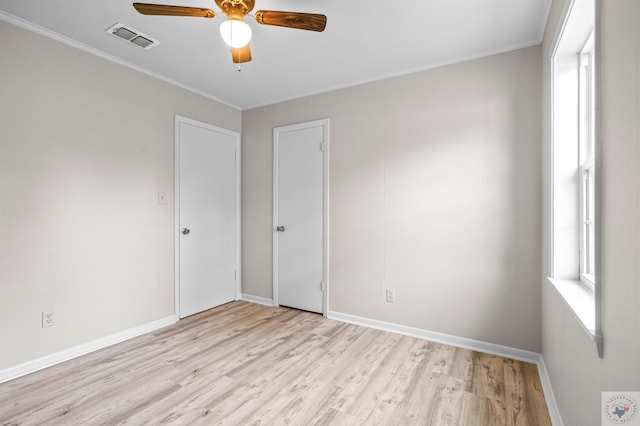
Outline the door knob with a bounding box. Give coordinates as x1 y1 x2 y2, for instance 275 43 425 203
276 226 285 232
181 228 191 235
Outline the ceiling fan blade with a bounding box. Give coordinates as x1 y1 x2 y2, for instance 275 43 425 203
133 3 215 18
232 44 252 63
255 11 326 32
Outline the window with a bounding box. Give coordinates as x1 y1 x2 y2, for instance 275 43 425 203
579 33 595 290
549 0 602 357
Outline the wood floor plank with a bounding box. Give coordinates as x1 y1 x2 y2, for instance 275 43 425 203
347 335 417 423
457 392 508 426
470 352 507 401
503 358 552 426
0 301 551 425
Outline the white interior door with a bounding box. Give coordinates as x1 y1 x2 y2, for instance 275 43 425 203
274 119 328 314
176 116 239 318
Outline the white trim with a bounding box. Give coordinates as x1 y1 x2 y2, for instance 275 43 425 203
0 10 550 112
548 0 603 358
548 53 556 279
323 121 330 316
272 130 280 308
174 119 181 318
592 0 604 359
537 355 565 426
328 311 540 363
0 11 240 111
272 119 330 316
242 40 544 110
547 278 596 335
546 0 580 281
174 115 242 318
327 310 564 426
549 0 575 59
241 294 275 307
0 315 176 384
235 138 242 302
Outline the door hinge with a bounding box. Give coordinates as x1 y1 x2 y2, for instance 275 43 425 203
234 270 237 280
320 142 325 152
321 281 325 292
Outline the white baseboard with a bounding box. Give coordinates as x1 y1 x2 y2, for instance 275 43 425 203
536 355 564 426
327 310 563 426
0 315 177 384
328 310 540 361
241 293 274 307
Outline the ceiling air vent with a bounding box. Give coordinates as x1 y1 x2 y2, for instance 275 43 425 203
106 23 159 50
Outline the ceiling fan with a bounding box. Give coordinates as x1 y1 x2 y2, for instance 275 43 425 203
132 0 327 63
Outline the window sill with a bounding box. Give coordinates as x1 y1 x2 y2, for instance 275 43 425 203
547 277 603 356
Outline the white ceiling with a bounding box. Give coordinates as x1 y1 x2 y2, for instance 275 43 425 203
0 0 551 110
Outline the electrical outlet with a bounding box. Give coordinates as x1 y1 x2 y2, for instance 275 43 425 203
385 289 395 303
42 311 54 328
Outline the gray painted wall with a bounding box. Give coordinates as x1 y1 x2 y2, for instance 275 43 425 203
0 20 241 370
242 46 543 352
541 1 640 424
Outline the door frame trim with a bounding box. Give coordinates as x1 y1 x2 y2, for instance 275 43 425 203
272 118 329 316
174 115 241 319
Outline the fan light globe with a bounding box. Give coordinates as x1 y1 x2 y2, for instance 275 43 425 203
220 19 252 48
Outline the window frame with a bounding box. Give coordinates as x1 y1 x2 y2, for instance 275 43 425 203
548 0 603 358
578 32 596 291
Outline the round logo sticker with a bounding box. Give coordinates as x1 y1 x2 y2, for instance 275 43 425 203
605 394 639 424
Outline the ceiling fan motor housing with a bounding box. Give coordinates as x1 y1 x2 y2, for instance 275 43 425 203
215 0 255 19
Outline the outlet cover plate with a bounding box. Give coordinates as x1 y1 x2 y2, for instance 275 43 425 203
42 311 54 328
385 289 395 303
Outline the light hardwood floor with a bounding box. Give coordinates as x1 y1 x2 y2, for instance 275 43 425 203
0 301 551 425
